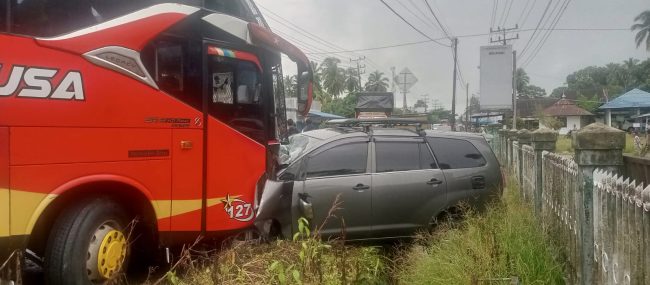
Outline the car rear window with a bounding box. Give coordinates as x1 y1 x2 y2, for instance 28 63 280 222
375 142 438 173
427 137 486 169
306 142 367 178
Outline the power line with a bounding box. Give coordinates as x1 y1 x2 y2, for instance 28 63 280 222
520 0 563 56
521 0 573 68
496 0 510 27
396 0 444 35
257 3 382 71
423 0 452 39
490 0 498 29
499 0 515 27
517 0 537 28
518 0 554 58
515 0 532 26
303 27 629 55
378 0 450 47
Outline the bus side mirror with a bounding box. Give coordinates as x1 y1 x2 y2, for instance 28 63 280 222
297 71 312 116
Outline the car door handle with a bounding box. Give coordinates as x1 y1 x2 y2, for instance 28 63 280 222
352 184 370 191
299 197 314 219
427 178 443 185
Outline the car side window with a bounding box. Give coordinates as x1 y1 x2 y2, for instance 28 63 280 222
306 142 368 178
419 143 439 169
375 142 423 173
427 137 486 169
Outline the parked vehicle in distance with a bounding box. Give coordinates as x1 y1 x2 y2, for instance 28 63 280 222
256 119 503 241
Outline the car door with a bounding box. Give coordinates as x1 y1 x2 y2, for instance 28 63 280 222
298 139 371 240
370 138 447 238
426 137 489 209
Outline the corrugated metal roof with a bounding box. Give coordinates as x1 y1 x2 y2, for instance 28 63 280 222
599 88 650 109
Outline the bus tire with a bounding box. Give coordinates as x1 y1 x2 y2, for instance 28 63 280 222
44 197 130 285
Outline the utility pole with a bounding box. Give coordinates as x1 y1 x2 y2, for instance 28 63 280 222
489 25 519 46
451 37 458 131
350 57 366 91
391 66 396 109
465 83 469 131
421 94 430 113
512 50 517 129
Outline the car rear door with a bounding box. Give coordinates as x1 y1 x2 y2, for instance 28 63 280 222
298 138 372 240
426 137 492 209
370 137 447 238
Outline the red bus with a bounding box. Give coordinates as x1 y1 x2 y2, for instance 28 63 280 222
0 1 312 283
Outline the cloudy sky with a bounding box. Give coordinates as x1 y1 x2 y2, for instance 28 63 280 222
255 0 649 111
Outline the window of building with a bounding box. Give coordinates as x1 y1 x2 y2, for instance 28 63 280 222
427 138 486 169
306 143 368 178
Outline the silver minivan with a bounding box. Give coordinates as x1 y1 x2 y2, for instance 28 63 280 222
256 124 502 241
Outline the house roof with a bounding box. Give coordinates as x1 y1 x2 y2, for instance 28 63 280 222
543 98 593 116
516 96 557 117
599 88 650 109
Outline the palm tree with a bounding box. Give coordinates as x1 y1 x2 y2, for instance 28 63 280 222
364 71 390 92
515 68 530 93
320 57 346 97
310 61 331 105
632 10 650 51
622 58 639 90
344 67 360 94
283 75 296 98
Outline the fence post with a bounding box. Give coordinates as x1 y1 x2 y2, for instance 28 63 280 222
531 128 557 216
517 129 532 189
498 129 507 163
507 129 518 170
573 123 625 285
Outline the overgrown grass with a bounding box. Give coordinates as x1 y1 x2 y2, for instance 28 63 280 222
165 183 565 285
396 182 565 285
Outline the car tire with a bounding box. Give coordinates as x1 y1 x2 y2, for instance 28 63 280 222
44 197 130 285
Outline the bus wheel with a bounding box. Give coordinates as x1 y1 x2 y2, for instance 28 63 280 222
44 198 130 285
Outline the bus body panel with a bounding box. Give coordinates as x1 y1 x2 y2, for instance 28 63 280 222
206 117 265 231
170 128 204 232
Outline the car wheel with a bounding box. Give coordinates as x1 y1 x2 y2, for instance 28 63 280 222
44 197 130 285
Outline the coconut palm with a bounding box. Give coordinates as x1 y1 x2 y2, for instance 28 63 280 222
283 75 296 98
632 10 650 51
310 61 331 104
320 57 346 98
364 70 389 92
344 67 360 94
515 68 530 93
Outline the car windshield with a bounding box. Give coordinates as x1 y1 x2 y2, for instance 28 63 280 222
279 133 321 166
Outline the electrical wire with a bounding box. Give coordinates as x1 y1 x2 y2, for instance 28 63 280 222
304 27 628 55
521 0 573 68
499 0 515 27
256 3 382 70
518 0 554 58
423 0 452 39
519 0 537 28
515 0 532 26
378 0 451 47
491 0 499 28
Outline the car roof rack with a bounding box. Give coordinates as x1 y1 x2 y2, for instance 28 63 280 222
326 118 426 134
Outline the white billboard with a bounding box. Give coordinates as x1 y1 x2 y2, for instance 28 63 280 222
480 45 513 110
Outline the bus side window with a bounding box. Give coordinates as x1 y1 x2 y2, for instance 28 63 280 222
142 40 203 110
